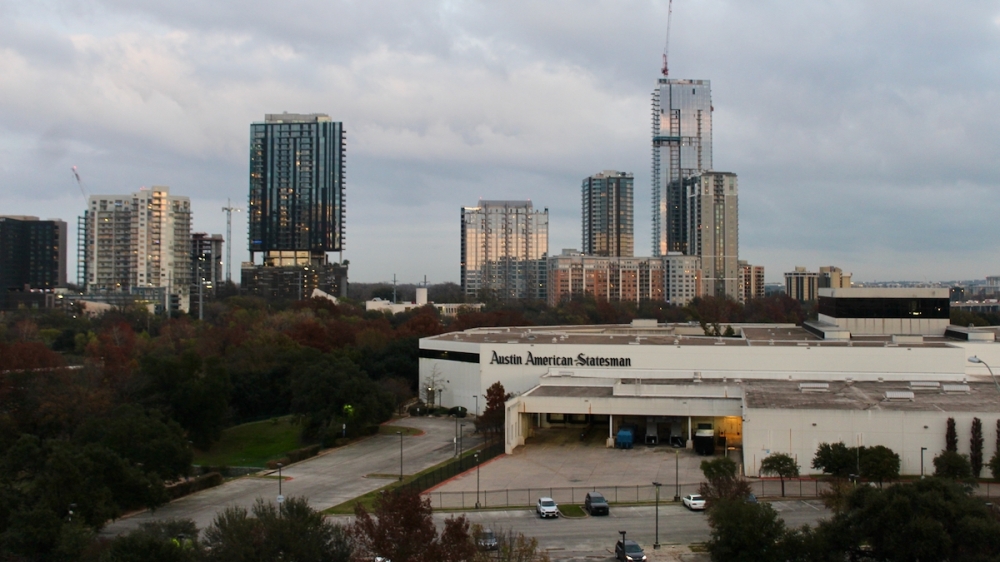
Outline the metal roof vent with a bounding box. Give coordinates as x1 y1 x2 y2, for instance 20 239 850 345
885 391 915 401
799 382 829 393
942 384 971 394
909 381 940 391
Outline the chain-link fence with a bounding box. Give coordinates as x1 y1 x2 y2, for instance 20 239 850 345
423 478 1000 509
397 440 505 496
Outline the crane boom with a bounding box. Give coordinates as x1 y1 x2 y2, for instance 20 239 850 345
661 0 673 77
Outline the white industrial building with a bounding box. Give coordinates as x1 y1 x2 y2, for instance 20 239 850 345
419 288 1000 476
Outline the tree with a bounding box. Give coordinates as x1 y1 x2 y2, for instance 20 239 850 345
351 488 473 562
473 526 550 562
202 497 350 562
970 417 984 477
933 450 974 482
74 405 192 482
759 453 799 497
946 417 958 452
811 442 856 479
858 445 900 488
475 381 510 437
699 457 751 506
706 499 789 562
99 519 201 562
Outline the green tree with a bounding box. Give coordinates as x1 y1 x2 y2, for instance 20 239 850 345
946 417 958 452
706 499 789 562
811 442 856 479
202 497 350 562
699 457 751 506
74 405 192 482
858 445 900 488
759 453 799 497
138 351 232 449
933 450 974 482
99 519 201 562
970 417 984 477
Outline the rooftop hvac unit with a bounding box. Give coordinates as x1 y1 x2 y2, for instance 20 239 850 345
885 391 915 402
942 384 971 394
799 383 829 393
908 381 940 391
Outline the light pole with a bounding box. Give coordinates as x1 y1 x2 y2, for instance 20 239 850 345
397 431 403 481
473 395 479 417
618 530 627 549
673 449 680 502
427 387 434 408
921 446 927 479
454 415 459 457
475 452 481 508
652 481 662 549
968 356 1000 395
460 423 466 459
277 462 284 515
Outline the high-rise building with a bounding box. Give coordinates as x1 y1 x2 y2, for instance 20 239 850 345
80 187 192 311
688 172 738 298
461 200 548 301
652 79 713 257
192 233 224 293
785 266 819 302
244 113 348 299
582 170 633 257
738 260 765 304
249 113 346 265
547 250 701 306
0 216 67 309
819 266 852 290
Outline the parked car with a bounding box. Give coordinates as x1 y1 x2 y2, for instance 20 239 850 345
746 493 758 504
477 528 498 551
584 491 609 515
615 539 647 562
682 494 706 511
536 497 559 518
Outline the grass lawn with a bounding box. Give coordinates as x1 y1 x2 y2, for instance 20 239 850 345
559 504 586 517
378 425 424 436
193 416 302 468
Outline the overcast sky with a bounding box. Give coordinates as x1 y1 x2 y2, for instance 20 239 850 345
2 0 999 285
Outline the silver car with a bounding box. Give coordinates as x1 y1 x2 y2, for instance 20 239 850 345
682 493 706 511
536 497 559 518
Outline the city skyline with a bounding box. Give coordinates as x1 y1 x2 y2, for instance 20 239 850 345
2 2 999 285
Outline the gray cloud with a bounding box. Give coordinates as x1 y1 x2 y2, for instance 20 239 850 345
1 0 998 285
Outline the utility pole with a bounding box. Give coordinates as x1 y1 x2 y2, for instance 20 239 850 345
221 199 241 284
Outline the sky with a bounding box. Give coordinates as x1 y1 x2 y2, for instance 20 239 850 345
2 0 999 285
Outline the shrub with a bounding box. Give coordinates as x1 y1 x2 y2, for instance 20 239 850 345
286 444 322 463
448 406 468 418
167 472 224 500
266 458 291 470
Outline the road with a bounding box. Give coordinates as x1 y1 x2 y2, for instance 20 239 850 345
103 416 481 535
354 500 827 562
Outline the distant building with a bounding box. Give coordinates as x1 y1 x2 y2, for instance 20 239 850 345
245 113 348 299
461 200 548 301
547 250 701 306
688 172 738 299
582 170 633 257
819 266 852 290
366 287 485 317
785 266 819 303
737 261 765 303
192 233 224 293
0 216 67 309
652 79 713 257
79 187 191 312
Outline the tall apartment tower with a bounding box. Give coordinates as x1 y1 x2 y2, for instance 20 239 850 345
0 216 67 309
651 79 713 256
582 170 633 257
244 113 348 298
688 172 738 298
738 260 765 304
249 113 346 266
192 233 224 293
80 187 192 310
461 200 548 301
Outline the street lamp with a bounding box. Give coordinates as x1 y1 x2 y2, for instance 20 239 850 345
618 530 627 549
921 446 927 479
276 462 284 515
397 431 403 481
968 356 1000 395
473 395 479 417
454 415 459 457
673 449 680 502
460 423 467 459
652 481 662 549
475 452 481 508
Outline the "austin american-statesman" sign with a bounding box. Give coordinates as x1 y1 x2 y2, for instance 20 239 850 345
489 350 632 367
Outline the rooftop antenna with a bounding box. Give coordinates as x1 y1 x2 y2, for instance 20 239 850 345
661 0 673 77
221 199 241 283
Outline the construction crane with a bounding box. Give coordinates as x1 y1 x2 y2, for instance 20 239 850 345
661 0 673 77
221 199 241 284
71 166 89 200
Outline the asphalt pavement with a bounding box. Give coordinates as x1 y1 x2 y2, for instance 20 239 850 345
102 416 481 535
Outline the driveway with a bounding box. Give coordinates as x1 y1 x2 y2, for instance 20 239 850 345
103 416 481 535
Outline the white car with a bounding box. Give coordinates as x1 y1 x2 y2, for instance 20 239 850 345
682 494 706 511
536 497 559 518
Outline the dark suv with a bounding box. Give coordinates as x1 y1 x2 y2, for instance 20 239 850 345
584 492 609 515
615 539 646 562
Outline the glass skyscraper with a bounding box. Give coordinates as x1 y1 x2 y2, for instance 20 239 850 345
461 200 548 301
249 113 345 266
651 79 712 256
582 170 633 257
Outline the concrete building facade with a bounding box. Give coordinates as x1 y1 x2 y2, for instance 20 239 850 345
688 172 738 299
546 251 701 307
461 200 548 301
738 260 765 303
